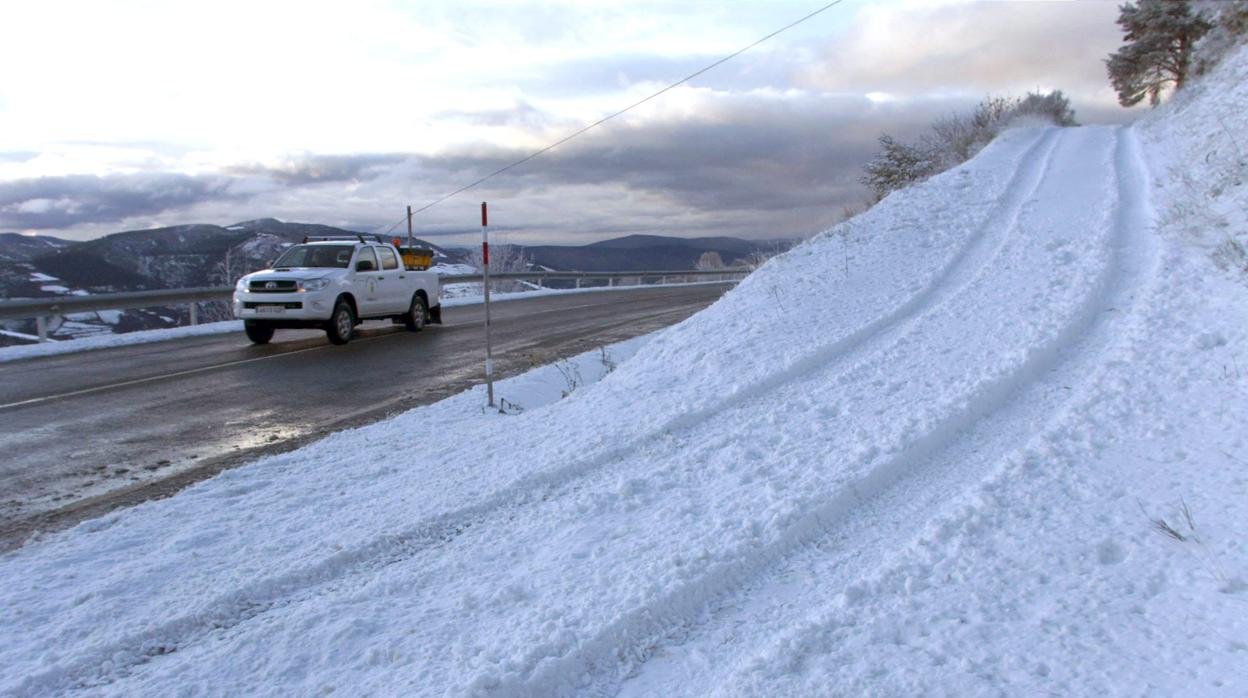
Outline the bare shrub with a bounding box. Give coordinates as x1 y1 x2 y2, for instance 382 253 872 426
554 358 582 398
734 240 793 272
1014 91 1079 126
695 251 725 270
1140 498 1241 591
862 91 1077 201
862 135 940 201
1193 0 1248 76
465 240 531 293
598 346 617 374
1213 238 1248 275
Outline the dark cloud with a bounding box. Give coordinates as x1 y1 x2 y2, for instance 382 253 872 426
0 173 243 229
410 92 952 222
227 153 409 185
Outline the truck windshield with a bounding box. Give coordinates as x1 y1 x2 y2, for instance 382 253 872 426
273 245 355 268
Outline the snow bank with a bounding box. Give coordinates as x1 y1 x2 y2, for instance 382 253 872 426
2 48 1247 697
0 321 243 363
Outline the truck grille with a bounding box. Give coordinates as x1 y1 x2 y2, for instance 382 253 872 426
249 280 298 293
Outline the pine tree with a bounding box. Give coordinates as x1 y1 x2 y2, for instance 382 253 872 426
1106 0 1213 107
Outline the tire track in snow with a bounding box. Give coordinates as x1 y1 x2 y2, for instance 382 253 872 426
690 126 1164 697
495 127 1158 698
13 131 1063 696
691 123 1163 696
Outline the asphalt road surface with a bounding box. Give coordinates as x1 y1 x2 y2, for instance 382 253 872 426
0 284 732 547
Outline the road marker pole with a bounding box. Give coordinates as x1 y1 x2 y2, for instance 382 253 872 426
482 202 495 407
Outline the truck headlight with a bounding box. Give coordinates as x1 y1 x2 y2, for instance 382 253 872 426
235 277 250 292
301 278 330 292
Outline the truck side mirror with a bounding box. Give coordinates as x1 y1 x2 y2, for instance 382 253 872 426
356 260 376 272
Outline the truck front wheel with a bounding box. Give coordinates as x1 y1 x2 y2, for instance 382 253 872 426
326 300 355 345
244 321 275 345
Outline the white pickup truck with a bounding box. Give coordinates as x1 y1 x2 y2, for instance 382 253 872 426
232 235 442 345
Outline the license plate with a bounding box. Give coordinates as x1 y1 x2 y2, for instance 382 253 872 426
255 305 286 315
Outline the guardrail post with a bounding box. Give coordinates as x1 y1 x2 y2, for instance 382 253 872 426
36 316 48 343
609 277 615 288
575 277 581 289
189 303 198 326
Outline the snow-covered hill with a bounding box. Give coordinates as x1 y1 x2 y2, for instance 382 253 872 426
2 45 1247 698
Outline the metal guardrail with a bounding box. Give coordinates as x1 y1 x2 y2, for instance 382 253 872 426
439 269 748 285
0 268 748 342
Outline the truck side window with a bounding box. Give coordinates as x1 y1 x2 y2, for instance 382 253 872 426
355 246 378 271
378 247 399 271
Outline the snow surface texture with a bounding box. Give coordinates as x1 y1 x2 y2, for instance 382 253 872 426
2 47 1248 696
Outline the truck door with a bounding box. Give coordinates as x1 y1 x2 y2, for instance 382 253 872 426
375 246 406 313
351 246 382 317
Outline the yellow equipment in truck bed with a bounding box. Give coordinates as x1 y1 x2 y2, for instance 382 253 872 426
398 247 434 270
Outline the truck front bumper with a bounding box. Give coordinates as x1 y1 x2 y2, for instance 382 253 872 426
233 291 335 324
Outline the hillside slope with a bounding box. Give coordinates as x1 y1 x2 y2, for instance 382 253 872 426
0 232 72 262
2 47 1246 698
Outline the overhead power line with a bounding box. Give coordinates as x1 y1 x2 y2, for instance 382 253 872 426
382 0 846 234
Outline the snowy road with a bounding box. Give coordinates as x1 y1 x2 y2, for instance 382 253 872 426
2 95 1245 695
0 284 731 546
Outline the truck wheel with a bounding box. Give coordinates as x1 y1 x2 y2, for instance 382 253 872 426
404 294 427 332
244 321 275 345
326 300 355 345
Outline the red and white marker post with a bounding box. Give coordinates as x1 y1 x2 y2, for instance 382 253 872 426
482 202 495 407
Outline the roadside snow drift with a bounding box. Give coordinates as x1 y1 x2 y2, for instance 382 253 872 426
3 46 1247 697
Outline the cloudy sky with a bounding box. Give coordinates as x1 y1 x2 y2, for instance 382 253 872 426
0 0 1135 245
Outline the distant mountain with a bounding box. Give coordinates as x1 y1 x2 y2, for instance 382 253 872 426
49 224 254 290
20 218 461 293
28 251 153 290
517 234 790 272
0 232 73 262
587 234 761 256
